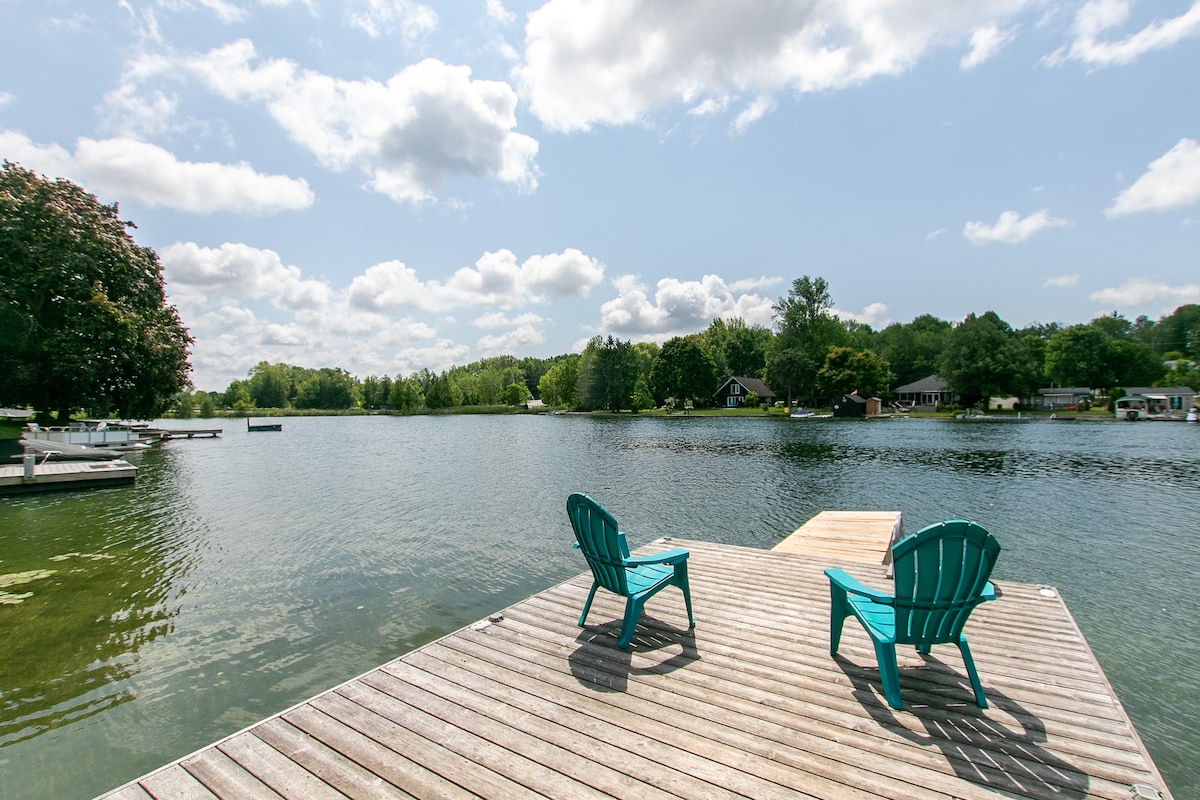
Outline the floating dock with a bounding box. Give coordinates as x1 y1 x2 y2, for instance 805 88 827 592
0 457 136 496
96 527 1173 799
772 509 903 564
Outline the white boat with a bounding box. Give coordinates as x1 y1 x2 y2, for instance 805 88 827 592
22 421 155 449
18 438 126 461
1114 395 1178 421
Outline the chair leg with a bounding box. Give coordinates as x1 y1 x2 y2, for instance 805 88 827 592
829 585 849 655
875 641 903 710
617 596 643 648
957 636 989 709
578 582 599 628
675 562 695 628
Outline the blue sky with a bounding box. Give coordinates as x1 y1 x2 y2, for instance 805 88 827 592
2 1 1199 392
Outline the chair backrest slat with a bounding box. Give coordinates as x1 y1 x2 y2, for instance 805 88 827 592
567 493 629 595
891 520 1000 646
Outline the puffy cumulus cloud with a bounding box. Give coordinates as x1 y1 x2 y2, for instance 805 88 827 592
477 324 545 357
963 209 1069 244
348 248 604 312
599 274 775 340
961 22 1019 69
1044 0 1200 68
1043 273 1081 288
833 302 890 327
1089 278 1200 308
161 242 332 311
0 130 313 215
1107 138 1200 217
185 40 539 202
485 0 516 26
473 311 544 329
515 0 1034 132
347 0 438 41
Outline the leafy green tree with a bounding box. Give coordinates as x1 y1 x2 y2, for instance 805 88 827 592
247 361 292 408
0 161 192 419
477 367 505 405
424 373 462 409
172 391 196 419
577 336 639 411
294 367 358 409
817 346 891 398
770 276 847 402
939 311 1037 407
196 392 216 418
631 378 655 412
538 356 579 408
503 381 529 405
1112 339 1165 387
650 336 717 406
222 380 251 409
1155 304 1200 360
388 378 423 412
1044 325 1117 389
874 315 951 388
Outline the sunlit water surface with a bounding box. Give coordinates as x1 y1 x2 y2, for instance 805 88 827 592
1 415 1197 798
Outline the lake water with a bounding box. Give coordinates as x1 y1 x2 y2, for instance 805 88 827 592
1 414 1198 798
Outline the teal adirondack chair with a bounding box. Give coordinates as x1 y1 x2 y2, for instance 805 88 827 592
567 492 695 648
824 520 1001 710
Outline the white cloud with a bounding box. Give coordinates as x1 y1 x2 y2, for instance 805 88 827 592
963 208 1069 244
1107 138 1200 217
515 1 1035 132
347 0 437 42
598 274 775 340
926 228 947 240
473 311 544 329
184 40 539 202
477 324 545 357
1089 278 1200 308
833 302 890 327
0 92 13 109
1043 273 1081 288
162 242 332 311
1044 0 1200 67
961 22 1019 69
484 0 515 26
0 130 313 214
348 248 604 312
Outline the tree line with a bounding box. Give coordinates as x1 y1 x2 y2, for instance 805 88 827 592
199 276 1199 415
3 163 1195 420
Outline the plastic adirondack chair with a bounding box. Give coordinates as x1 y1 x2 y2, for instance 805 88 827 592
567 492 695 648
824 520 1001 710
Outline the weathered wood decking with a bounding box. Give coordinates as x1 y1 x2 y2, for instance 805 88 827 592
772 511 903 564
97 539 1172 800
0 458 136 495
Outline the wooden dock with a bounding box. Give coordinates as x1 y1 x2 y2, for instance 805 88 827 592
0 458 136 495
773 510 903 564
96 538 1172 800
146 428 223 439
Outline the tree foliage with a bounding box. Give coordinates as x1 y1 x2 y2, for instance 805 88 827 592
817 346 891 398
0 161 192 418
939 312 1038 407
650 336 717 406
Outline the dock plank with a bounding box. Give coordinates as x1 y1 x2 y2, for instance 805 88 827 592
96 538 1173 800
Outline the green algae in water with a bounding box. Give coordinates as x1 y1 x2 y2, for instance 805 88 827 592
0 568 57 604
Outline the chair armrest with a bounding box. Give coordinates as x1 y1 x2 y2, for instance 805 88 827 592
981 581 996 601
824 568 893 604
572 541 580 549
625 547 689 567
617 531 631 559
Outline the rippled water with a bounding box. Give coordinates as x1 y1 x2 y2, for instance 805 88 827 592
1 415 1197 798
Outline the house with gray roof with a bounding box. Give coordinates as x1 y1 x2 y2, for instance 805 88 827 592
892 375 956 411
714 376 776 408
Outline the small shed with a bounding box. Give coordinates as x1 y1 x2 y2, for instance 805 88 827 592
713 376 776 408
832 393 881 417
1031 387 1092 410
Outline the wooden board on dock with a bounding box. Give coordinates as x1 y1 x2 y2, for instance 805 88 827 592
96 539 1174 800
773 509 903 564
0 459 136 495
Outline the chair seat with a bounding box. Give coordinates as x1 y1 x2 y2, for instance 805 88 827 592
845 595 897 643
626 563 676 598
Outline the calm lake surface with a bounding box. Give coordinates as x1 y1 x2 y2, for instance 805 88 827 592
1 414 1198 798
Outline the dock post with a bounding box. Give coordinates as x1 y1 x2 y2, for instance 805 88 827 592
22 453 36 482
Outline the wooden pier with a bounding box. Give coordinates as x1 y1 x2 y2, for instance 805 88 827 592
146 428 223 439
96 535 1172 799
772 510 903 564
0 458 136 495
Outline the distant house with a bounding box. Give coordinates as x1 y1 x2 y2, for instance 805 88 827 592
892 375 956 411
1120 386 1196 414
832 393 882 417
1028 387 1092 410
714 376 776 408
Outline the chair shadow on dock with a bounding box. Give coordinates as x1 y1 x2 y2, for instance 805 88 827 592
837 655 1091 799
568 618 700 693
